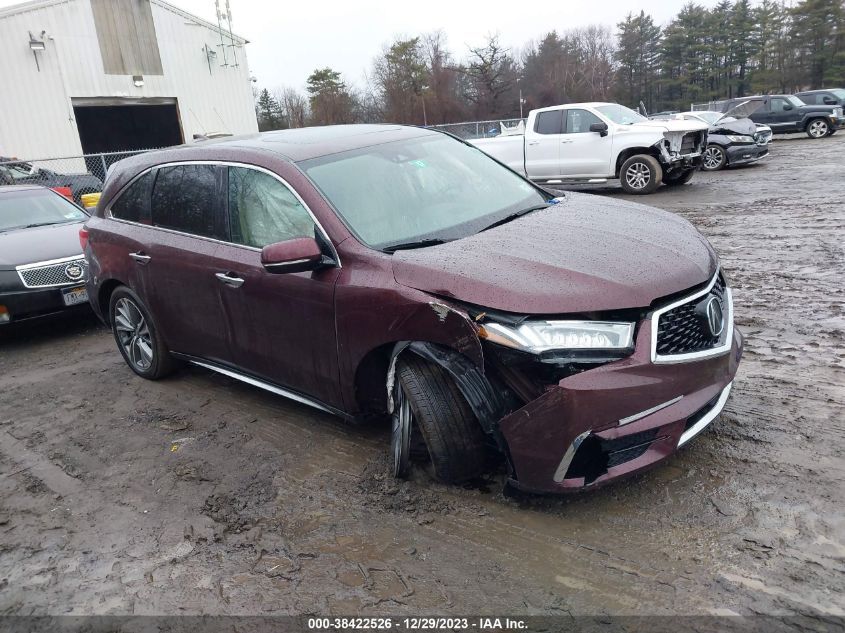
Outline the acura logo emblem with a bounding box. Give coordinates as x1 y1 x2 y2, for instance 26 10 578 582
704 296 724 337
64 263 84 281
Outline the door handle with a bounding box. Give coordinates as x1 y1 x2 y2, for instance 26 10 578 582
129 251 151 265
215 272 245 288
527 141 540 146
560 140 574 144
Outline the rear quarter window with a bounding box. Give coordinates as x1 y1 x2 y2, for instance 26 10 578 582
110 171 153 223
150 164 224 239
535 110 563 135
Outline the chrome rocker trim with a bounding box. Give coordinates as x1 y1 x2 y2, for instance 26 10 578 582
189 359 338 416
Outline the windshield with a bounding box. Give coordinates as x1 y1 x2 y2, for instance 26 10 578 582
0 161 34 183
595 104 647 125
830 89 845 100
787 95 805 107
300 134 547 249
0 189 87 232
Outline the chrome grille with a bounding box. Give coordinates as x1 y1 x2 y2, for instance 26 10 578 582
17 258 88 288
655 274 730 357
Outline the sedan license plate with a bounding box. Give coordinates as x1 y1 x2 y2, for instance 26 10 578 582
62 285 89 306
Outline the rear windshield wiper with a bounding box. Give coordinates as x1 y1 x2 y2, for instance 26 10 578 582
382 238 450 253
479 203 552 233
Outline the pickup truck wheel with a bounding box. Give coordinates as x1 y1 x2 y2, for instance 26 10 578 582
806 119 829 138
701 145 727 171
663 168 696 186
394 354 486 484
620 155 662 194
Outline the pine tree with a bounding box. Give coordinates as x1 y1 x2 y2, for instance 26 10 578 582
255 88 284 131
613 12 662 111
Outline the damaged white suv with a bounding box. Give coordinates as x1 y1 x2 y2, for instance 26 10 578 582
471 102 709 194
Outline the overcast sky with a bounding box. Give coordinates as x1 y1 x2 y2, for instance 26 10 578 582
2 0 726 89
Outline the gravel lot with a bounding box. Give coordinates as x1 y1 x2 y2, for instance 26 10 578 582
0 133 843 618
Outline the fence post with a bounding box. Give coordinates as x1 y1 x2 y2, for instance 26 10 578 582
99 154 108 180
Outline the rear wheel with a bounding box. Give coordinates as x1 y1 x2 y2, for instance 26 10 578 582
109 286 176 379
392 355 486 483
663 167 696 186
806 118 829 138
619 154 662 194
701 144 727 171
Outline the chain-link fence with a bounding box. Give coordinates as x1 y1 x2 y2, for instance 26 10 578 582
0 149 156 205
691 100 729 112
429 118 526 140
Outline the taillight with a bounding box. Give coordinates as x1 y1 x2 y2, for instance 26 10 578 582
79 226 89 251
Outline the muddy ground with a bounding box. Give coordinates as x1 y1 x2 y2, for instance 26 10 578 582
0 133 843 618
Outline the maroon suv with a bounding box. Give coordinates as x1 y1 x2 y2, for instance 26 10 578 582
83 125 742 493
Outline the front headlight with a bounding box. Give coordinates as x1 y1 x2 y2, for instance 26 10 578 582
726 135 754 143
479 320 634 354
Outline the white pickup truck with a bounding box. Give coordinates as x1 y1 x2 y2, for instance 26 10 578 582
471 102 709 194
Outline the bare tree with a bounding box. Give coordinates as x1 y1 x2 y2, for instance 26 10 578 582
462 34 519 119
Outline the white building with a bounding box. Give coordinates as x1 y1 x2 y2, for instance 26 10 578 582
0 0 259 160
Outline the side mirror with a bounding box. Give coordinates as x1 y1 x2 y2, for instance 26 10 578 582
261 237 325 274
782 104 793 111
590 122 609 137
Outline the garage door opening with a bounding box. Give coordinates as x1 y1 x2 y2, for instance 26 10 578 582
73 100 183 154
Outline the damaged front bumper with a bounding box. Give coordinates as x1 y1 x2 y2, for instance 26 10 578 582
655 130 707 169
497 319 743 494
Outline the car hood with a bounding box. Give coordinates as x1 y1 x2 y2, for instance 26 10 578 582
720 99 764 121
624 119 710 134
391 193 717 314
0 221 84 270
710 118 758 136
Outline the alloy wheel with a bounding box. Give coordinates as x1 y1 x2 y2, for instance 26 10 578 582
808 120 828 138
114 297 154 372
625 162 651 190
391 381 412 478
703 146 724 170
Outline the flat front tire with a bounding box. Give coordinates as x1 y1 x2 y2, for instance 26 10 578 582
109 286 176 380
806 119 829 138
393 355 486 483
620 154 662 194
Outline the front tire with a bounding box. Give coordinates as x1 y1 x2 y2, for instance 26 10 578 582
806 118 829 138
393 355 486 483
701 144 727 171
109 286 176 380
620 154 662 194
663 167 696 186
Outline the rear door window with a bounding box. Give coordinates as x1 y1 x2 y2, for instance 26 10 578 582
151 164 224 239
227 167 315 248
110 171 153 223
534 110 563 135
